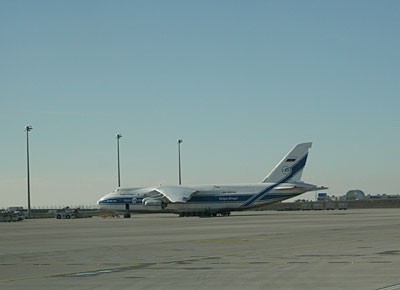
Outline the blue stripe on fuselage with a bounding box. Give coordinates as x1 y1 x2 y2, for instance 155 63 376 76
240 154 308 208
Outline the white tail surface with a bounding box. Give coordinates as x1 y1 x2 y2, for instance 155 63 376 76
262 142 312 183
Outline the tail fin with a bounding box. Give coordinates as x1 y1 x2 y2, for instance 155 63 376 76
262 142 312 183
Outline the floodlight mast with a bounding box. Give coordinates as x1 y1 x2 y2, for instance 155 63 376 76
116 134 122 187
177 139 183 185
25 125 33 219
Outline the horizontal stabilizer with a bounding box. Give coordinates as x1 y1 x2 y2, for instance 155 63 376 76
313 186 329 191
274 185 298 190
275 184 329 191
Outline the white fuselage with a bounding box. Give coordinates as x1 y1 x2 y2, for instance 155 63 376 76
98 143 326 216
97 182 317 215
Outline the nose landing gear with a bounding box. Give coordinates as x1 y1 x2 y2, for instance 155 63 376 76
124 203 131 218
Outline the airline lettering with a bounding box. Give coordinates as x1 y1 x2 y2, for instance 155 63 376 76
218 196 239 201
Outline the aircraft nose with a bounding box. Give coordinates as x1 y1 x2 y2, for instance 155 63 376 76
97 194 109 208
97 198 103 209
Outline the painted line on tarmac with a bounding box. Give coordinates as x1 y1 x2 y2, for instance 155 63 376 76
0 263 156 283
198 237 266 243
0 236 388 283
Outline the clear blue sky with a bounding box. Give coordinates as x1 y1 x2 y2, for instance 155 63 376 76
1 0 399 208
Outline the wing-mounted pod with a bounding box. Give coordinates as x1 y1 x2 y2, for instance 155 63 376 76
142 197 166 209
139 189 168 209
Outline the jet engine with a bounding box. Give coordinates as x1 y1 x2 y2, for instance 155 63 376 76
142 198 162 207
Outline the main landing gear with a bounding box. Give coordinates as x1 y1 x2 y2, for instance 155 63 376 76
178 211 231 217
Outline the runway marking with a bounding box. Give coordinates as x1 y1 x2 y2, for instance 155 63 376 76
64 269 118 277
0 236 391 283
198 237 266 243
0 263 156 283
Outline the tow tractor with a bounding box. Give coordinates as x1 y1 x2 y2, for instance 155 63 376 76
55 207 80 219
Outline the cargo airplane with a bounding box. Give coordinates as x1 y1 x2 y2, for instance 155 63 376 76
98 142 326 217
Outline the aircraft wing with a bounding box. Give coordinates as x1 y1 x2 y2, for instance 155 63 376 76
155 186 197 203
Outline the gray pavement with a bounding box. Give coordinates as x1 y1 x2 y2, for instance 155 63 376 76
1 209 400 290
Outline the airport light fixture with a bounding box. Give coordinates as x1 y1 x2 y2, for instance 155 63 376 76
177 139 183 185
116 134 123 187
25 125 33 219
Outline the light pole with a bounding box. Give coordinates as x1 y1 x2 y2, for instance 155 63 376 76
177 139 183 185
116 134 122 187
25 125 33 219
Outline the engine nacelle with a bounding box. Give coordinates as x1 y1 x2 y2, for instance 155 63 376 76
142 198 162 207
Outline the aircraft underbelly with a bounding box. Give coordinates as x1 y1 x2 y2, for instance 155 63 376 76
168 202 241 211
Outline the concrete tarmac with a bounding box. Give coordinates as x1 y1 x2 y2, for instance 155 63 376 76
1 209 400 290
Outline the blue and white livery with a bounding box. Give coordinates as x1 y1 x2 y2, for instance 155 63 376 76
98 142 327 217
